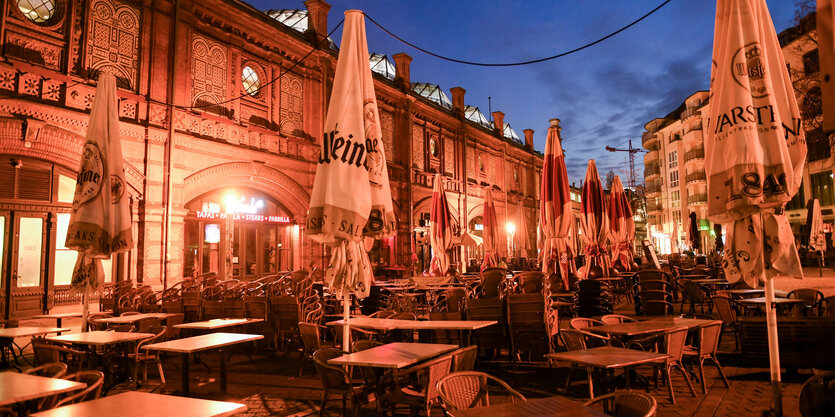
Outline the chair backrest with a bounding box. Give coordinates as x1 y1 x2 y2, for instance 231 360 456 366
443 288 467 313
788 289 824 306
712 295 738 324
436 371 526 411
163 313 184 340
87 313 113 331
682 281 709 302
412 354 453 403
559 329 587 351
393 312 416 320
584 391 657 417
641 298 674 316
120 311 141 316
244 296 268 319
799 370 835 417
223 299 245 318
111 324 135 332
636 280 672 293
601 314 637 325
698 322 723 357
24 362 68 378
514 271 545 294
136 325 167 355
135 317 161 333
479 269 507 298
450 345 478 372
823 296 835 317
54 371 104 407
369 309 396 318
351 339 383 352
298 322 322 352
662 327 689 362
569 317 604 330
313 348 350 391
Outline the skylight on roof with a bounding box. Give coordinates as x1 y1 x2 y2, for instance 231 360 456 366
464 105 492 128
266 9 308 32
411 83 452 109
503 123 521 143
370 53 396 80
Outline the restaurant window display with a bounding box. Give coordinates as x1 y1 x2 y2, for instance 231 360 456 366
183 188 295 280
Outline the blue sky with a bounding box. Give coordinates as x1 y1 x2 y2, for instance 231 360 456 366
247 0 801 181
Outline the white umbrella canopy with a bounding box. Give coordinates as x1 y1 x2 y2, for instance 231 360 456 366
430 174 453 276
706 0 807 414
454 230 483 247
807 198 825 275
306 10 396 351
480 188 501 271
578 160 610 278
514 204 532 258
540 120 576 288
65 72 134 331
608 175 635 271
671 219 680 254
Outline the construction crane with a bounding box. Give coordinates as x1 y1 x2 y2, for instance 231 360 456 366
605 139 645 189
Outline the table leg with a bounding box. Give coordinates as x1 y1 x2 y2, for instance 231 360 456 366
182 353 190 396
220 347 227 394
56 318 63 335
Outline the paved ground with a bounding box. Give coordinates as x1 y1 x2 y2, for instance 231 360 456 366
9 269 834 416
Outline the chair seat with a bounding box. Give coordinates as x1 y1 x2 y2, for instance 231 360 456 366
682 346 698 356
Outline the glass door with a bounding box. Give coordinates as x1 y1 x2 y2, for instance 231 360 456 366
0 212 8 318
9 212 47 318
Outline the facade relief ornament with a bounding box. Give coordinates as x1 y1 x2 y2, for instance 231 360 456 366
87 0 140 89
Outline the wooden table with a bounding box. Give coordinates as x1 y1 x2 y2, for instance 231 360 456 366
690 279 730 286
727 289 765 298
0 372 85 409
588 318 718 338
546 347 668 398
96 313 180 325
46 331 154 389
31 313 83 329
174 318 264 330
328 342 457 369
143 332 263 395
738 297 803 315
0 327 69 367
326 317 496 331
31 391 246 417
448 396 607 417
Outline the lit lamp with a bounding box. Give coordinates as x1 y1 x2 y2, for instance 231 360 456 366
506 222 516 257
223 193 236 279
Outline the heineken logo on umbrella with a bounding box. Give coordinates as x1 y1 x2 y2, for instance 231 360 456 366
732 42 768 98
74 142 105 209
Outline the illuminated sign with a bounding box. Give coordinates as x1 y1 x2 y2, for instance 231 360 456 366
474 224 483 231
204 224 220 243
194 211 291 223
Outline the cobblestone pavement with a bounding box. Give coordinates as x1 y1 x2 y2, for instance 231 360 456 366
11 294 821 416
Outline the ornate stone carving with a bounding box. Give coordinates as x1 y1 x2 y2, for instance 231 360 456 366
87 0 140 89
380 110 394 162
191 35 228 107
5 31 62 70
18 73 40 96
466 146 475 179
444 137 454 176
280 73 303 136
412 124 424 169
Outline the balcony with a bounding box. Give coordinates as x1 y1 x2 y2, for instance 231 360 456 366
685 171 706 184
684 147 705 163
642 131 659 148
645 149 660 162
687 193 708 205
682 107 700 120
646 183 661 195
644 164 660 180
647 202 662 213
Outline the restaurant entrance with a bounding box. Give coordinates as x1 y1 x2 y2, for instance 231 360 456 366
183 188 296 280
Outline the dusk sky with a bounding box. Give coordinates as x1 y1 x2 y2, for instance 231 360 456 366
248 0 801 182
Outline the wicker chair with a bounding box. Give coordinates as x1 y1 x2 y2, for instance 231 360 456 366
649 327 696 405
711 295 740 351
449 346 478 372
557 329 611 398
380 353 452 417
31 338 87 369
479 268 507 298
799 370 835 417
787 289 825 316
601 314 637 325
584 390 657 417
679 280 713 315
299 322 335 377
52 371 104 408
436 371 526 412
130 325 167 387
569 317 605 330
313 348 374 417
24 362 68 378
513 271 546 294
683 322 729 393
823 296 835 317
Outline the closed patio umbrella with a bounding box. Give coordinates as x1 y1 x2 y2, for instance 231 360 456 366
430 174 453 276
480 188 500 271
540 119 576 288
307 10 396 351
65 72 134 332
514 204 532 258
578 160 609 278
671 218 681 254
608 175 635 271
807 199 825 275
714 223 724 252
454 230 483 247
706 0 807 414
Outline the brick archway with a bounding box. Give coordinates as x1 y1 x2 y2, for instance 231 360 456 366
182 162 310 217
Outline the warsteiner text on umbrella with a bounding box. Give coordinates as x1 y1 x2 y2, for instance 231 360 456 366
318 123 381 168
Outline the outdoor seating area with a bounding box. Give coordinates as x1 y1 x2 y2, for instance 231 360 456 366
3 266 834 416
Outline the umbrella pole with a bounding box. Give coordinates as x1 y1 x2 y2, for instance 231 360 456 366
820 251 824 277
82 285 90 333
342 292 350 352
764 278 783 417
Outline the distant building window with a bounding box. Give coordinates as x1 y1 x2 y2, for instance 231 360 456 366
429 137 439 157
811 172 835 206
17 0 56 23
478 156 485 172
669 170 679 188
786 179 805 211
242 66 261 97
804 49 820 75
668 151 678 169
671 190 680 207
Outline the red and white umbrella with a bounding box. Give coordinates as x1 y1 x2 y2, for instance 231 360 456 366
481 188 501 271
608 175 634 271
307 10 396 351
540 119 576 288
430 173 453 276
65 72 134 331
578 160 610 278
707 0 807 413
